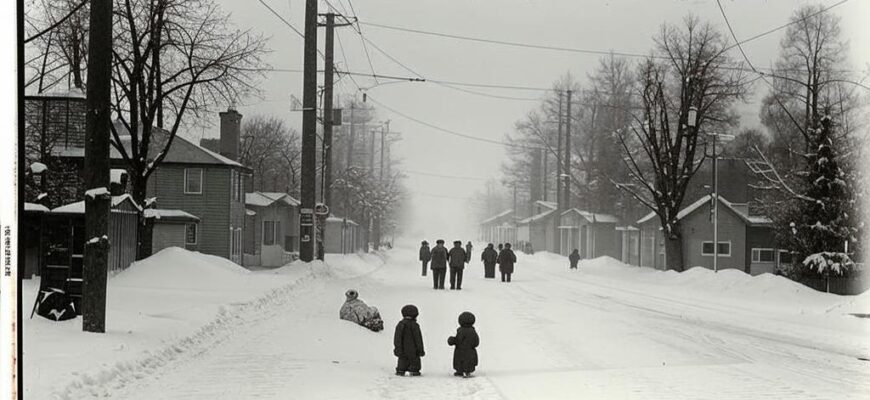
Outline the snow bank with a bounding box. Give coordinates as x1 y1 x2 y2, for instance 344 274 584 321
112 247 249 290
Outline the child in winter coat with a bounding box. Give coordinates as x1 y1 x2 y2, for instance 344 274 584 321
447 311 479 378
569 249 581 269
394 305 425 376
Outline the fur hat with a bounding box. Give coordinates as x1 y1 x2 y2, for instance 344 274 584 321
401 304 419 318
436 239 444 244
422 240 429 245
458 311 475 326
345 289 358 301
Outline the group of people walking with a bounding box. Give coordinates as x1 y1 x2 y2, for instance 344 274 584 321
419 240 518 288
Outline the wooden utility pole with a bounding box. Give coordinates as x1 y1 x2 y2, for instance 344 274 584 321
299 0 318 262
82 0 113 333
564 89 572 209
321 13 336 210
553 91 563 254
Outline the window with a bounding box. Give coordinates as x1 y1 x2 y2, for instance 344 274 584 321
231 228 241 256
752 248 775 263
702 241 731 256
185 223 197 245
185 168 203 194
263 221 275 246
779 250 793 265
230 170 243 202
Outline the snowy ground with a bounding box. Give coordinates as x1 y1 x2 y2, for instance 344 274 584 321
24 243 870 399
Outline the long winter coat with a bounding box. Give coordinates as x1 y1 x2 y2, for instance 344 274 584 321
448 247 467 268
419 245 431 262
448 313 479 373
394 317 425 358
497 249 517 273
430 245 448 270
340 298 384 332
568 250 580 267
465 244 473 262
481 247 498 264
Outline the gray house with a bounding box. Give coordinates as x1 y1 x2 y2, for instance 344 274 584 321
244 191 300 267
558 208 619 258
636 195 779 274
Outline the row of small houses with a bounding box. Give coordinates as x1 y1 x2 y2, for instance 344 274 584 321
480 197 866 294
22 92 366 282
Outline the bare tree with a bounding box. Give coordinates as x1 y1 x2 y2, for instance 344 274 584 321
240 115 295 193
24 0 90 92
105 0 267 258
615 16 749 271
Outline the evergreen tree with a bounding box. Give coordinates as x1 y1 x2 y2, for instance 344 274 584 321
775 114 860 279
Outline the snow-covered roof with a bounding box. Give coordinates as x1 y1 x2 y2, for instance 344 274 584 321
518 209 555 225
326 216 358 226
24 202 49 212
25 88 86 99
245 192 300 208
636 195 771 227
480 209 514 225
144 209 199 222
561 208 619 224
52 194 142 214
535 200 557 210
111 169 127 184
246 209 257 216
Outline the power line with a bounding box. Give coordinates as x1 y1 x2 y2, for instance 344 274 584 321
722 0 850 53
257 0 325 59
365 94 541 150
402 169 493 181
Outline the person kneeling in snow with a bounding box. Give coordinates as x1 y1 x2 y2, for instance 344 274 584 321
394 304 425 376
448 311 479 378
339 289 384 332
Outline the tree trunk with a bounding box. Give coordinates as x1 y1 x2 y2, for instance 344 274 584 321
664 225 684 272
131 174 153 260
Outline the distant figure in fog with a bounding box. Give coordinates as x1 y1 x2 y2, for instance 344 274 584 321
465 241 473 263
448 241 468 290
480 243 498 279
393 305 425 376
430 239 449 289
448 311 479 378
339 289 384 332
419 241 431 277
497 243 517 283
569 249 581 269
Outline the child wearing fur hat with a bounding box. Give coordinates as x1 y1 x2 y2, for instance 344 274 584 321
393 304 425 376
447 311 479 378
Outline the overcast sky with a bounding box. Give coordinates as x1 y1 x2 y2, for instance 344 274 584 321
206 0 870 240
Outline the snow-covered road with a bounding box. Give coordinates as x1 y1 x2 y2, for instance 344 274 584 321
54 244 870 399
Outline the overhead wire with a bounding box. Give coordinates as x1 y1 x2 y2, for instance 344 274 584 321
402 169 493 181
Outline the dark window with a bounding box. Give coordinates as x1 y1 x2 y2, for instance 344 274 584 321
185 223 197 245
702 241 731 256
752 248 775 263
185 168 203 194
779 250 793 265
263 221 275 246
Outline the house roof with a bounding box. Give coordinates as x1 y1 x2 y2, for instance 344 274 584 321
636 195 771 227
561 208 619 224
144 209 200 223
518 209 555 225
535 200 557 210
326 216 359 226
52 194 142 214
245 192 300 208
55 121 247 170
480 209 514 225
24 202 49 212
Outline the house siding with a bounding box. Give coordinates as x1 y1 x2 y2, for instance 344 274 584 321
681 203 746 272
152 223 187 253
746 226 778 275
147 165 232 259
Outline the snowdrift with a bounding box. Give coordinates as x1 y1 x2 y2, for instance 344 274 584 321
112 247 249 290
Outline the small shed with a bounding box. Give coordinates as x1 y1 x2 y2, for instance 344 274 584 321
559 208 619 258
145 209 200 254
244 192 300 267
478 209 516 246
324 216 365 254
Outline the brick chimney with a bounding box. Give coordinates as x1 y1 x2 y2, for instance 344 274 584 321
219 106 242 161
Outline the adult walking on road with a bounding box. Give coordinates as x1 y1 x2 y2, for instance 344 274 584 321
480 243 498 278
448 240 467 290
430 239 448 289
419 241 431 276
497 243 517 283
569 248 580 269
465 241 473 263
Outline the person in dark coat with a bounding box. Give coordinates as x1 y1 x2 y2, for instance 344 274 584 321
419 241 431 277
497 243 504 252
394 304 425 376
448 240 467 290
429 239 448 289
569 248 581 269
497 243 517 282
447 311 479 377
465 241 473 263
480 243 498 278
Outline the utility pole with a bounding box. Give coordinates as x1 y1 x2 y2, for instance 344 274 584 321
299 0 318 262
343 101 355 255
82 0 113 333
319 13 352 258
553 91 563 254
564 89 572 209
